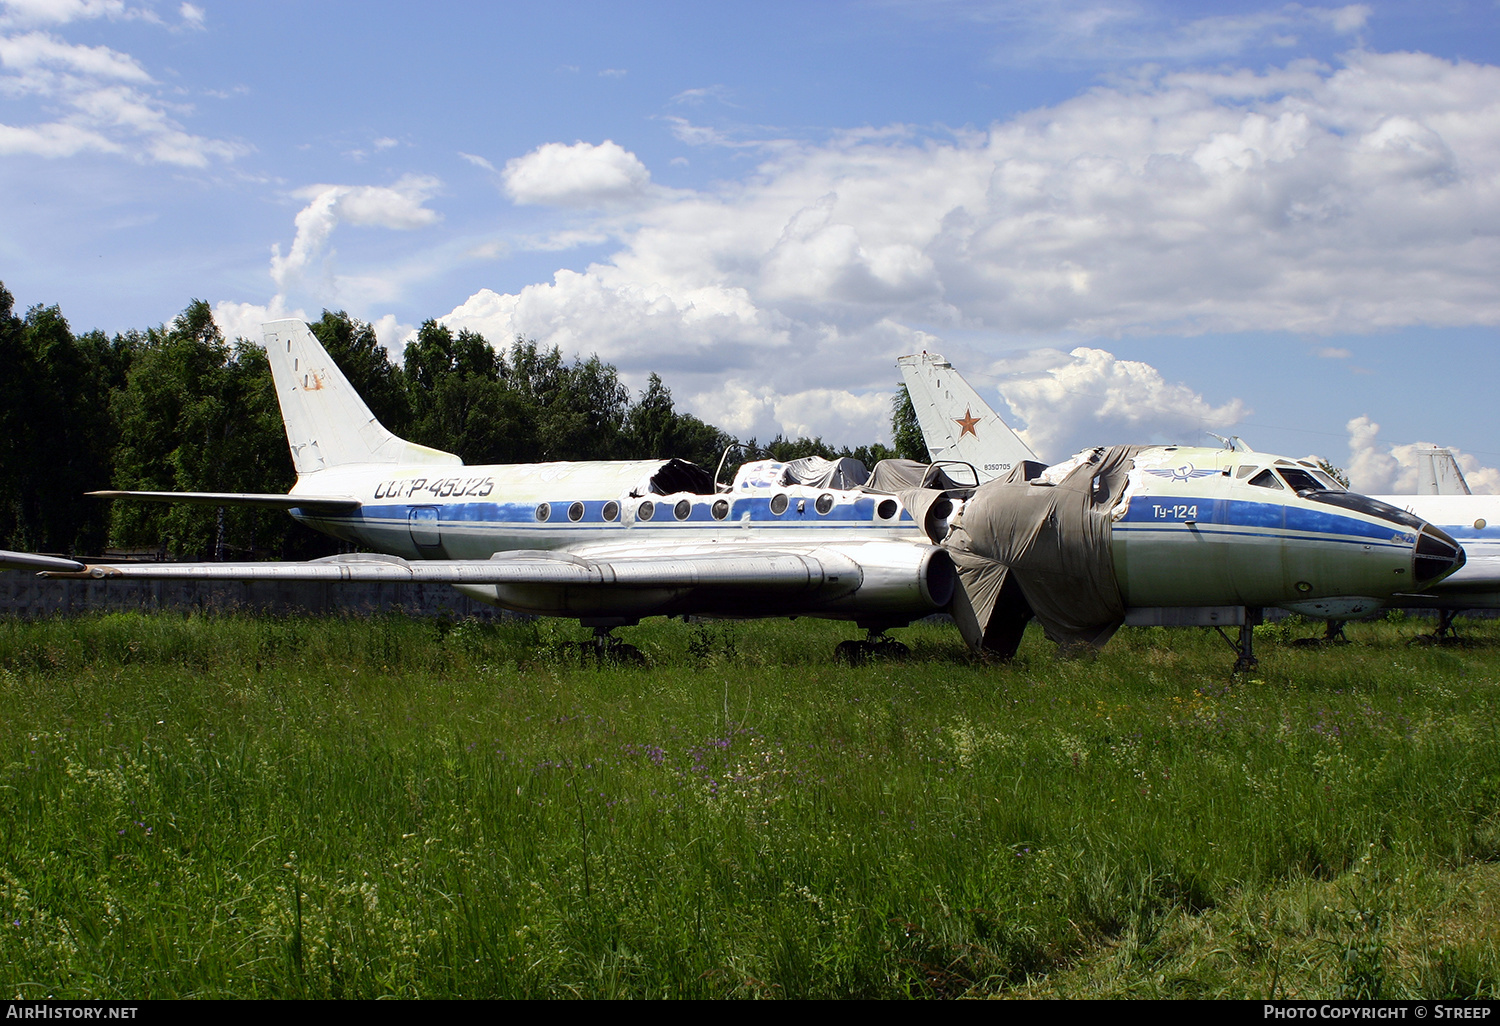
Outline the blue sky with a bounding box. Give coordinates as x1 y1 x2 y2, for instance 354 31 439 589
2 0 1498 491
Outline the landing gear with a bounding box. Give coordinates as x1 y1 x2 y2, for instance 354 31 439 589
573 623 646 666
1410 609 1463 646
1213 607 1263 673
834 628 910 666
1291 619 1349 648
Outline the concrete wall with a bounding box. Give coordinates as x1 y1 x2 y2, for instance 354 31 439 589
0 573 514 620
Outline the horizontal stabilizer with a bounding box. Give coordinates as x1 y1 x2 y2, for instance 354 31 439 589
87 490 361 512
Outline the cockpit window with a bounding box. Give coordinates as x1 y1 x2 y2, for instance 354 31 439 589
1247 469 1284 490
1304 491 1426 530
1235 465 1260 479
1276 468 1325 492
1310 470 1345 491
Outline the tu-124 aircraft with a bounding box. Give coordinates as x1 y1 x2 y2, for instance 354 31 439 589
898 351 1492 653
1346 443 1500 638
0 324 1468 667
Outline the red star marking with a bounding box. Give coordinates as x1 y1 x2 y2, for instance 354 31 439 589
954 407 980 437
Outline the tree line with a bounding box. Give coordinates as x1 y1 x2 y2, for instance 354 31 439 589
1 283 922 560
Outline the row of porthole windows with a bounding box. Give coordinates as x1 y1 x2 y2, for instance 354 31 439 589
534 498 730 523
535 500 622 523
533 494 903 523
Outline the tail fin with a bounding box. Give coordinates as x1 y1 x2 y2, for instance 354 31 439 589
896 352 1038 482
1414 446 1472 495
262 319 461 475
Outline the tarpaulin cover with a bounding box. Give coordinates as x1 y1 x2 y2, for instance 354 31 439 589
782 456 871 490
864 459 970 494
943 445 1145 655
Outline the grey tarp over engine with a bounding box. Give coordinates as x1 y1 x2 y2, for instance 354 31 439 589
863 459 979 544
942 445 1146 657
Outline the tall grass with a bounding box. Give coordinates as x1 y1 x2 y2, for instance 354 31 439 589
1 611 1497 998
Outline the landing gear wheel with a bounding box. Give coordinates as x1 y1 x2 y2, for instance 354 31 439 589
579 627 648 667
1214 609 1263 674
834 640 867 666
1291 620 1348 648
1411 609 1462 647
833 631 910 666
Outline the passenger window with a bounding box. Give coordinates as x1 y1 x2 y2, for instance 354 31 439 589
1247 470 1283 490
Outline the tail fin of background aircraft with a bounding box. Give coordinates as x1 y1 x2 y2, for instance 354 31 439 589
1413 446 1472 495
262 319 461 476
896 352 1038 483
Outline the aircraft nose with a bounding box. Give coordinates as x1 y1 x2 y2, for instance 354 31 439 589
1413 524 1465 586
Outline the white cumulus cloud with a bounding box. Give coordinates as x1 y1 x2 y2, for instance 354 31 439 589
0 0 135 27
994 347 1246 460
419 48 1500 445
1344 416 1499 494
0 20 244 164
211 297 305 347
502 139 651 207
270 174 442 297
923 1 1371 64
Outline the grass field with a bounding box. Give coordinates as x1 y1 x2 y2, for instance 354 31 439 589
1 610 1498 999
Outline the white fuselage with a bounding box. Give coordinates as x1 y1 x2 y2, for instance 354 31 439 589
284 446 1458 625
1372 493 1500 608
1108 447 1453 618
290 461 949 624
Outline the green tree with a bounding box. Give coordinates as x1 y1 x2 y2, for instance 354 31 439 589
403 320 534 465
1319 459 1352 488
309 310 410 434
503 339 631 461
110 300 302 559
0 285 129 554
624 373 733 468
891 384 926 461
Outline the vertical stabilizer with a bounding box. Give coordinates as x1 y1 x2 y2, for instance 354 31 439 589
897 352 1038 482
262 319 461 476
1414 446 1472 495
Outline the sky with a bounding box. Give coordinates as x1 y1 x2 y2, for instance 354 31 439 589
2 0 1498 492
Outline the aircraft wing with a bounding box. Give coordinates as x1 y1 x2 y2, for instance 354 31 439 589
87 491 361 512
0 550 88 573
16 549 863 595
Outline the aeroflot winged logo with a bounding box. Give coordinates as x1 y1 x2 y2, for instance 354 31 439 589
954 408 981 437
1145 464 1219 482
